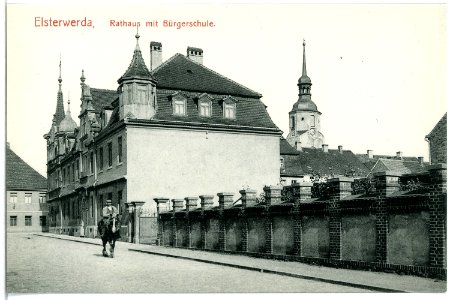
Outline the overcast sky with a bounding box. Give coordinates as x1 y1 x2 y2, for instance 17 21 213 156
6 3 447 177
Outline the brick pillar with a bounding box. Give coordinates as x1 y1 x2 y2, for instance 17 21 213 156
171 199 184 247
217 193 233 251
427 163 447 269
327 177 353 260
292 182 313 256
264 185 282 205
263 186 281 254
374 171 400 197
124 202 134 243
185 197 198 248
199 195 213 249
240 189 257 207
154 198 169 246
218 192 234 209
131 201 145 244
373 172 400 263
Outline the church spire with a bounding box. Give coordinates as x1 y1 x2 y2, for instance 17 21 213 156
302 39 308 77
54 56 65 125
298 39 312 98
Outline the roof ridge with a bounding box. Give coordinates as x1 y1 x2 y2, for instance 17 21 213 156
153 53 262 98
90 87 117 93
151 53 182 74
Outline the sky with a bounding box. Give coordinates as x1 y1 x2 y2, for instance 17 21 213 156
5 2 447 177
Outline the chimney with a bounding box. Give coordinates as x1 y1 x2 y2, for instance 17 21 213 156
418 156 424 165
367 149 374 159
150 41 162 70
187 46 203 64
338 145 343 154
396 151 403 159
322 144 329 153
295 141 302 152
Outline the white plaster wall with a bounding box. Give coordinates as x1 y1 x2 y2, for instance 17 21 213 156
126 126 280 210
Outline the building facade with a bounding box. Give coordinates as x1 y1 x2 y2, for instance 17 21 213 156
286 41 324 150
6 145 48 233
44 34 282 239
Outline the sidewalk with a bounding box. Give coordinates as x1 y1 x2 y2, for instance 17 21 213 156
35 233 446 293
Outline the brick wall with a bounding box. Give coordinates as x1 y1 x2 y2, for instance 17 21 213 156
153 165 447 279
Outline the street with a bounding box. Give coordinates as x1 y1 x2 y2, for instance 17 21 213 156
6 233 369 293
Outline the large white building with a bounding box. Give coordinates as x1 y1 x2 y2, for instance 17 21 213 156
44 34 282 239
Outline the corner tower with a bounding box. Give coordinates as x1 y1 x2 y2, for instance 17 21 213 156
118 32 157 120
286 40 324 150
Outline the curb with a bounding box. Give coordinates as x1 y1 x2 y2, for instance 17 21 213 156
35 233 405 293
129 248 404 293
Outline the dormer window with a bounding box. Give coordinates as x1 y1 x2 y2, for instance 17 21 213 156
221 96 238 120
197 93 213 117
170 92 187 116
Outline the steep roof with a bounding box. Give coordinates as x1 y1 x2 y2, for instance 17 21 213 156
118 36 155 83
281 148 371 178
152 54 262 98
355 153 424 171
426 112 447 139
6 147 47 190
370 158 426 175
90 88 118 112
280 138 299 155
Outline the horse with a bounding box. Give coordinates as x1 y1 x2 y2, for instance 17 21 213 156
98 214 121 258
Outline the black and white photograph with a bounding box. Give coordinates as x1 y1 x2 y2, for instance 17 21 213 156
3 0 447 297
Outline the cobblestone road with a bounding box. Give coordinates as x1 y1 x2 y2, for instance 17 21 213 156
6 233 371 293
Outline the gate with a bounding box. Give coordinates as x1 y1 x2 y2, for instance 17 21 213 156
139 215 158 244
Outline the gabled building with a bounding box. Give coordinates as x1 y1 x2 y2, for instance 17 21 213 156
44 34 282 238
6 144 48 232
425 112 447 164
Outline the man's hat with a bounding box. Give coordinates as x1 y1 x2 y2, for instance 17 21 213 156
106 199 112 204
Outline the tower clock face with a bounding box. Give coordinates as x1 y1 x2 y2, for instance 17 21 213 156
309 128 316 136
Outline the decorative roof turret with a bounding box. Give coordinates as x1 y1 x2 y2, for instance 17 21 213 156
54 57 66 125
118 31 155 84
59 97 77 132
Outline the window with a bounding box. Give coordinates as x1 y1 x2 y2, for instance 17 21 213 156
10 193 17 203
99 147 104 170
108 142 113 167
75 159 79 180
72 163 75 183
39 194 46 203
62 168 66 184
199 101 211 117
173 99 186 115
10 216 17 226
40 216 47 226
25 193 32 204
118 190 123 214
118 137 123 163
25 216 32 226
224 103 236 119
82 154 87 173
90 196 94 218
90 152 94 174
290 116 295 131
311 115 316 127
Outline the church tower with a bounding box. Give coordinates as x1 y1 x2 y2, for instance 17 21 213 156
286 40 324 150
118 32 157 120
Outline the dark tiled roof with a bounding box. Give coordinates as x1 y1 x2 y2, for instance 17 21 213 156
6 147 47 190
118 47 154 83
370 159 426 175
426 112 447 138
152 54 262 98
90 88 118 112
281 148 371 178
153 89 279 129
280 138 298 155
355 154 422 170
